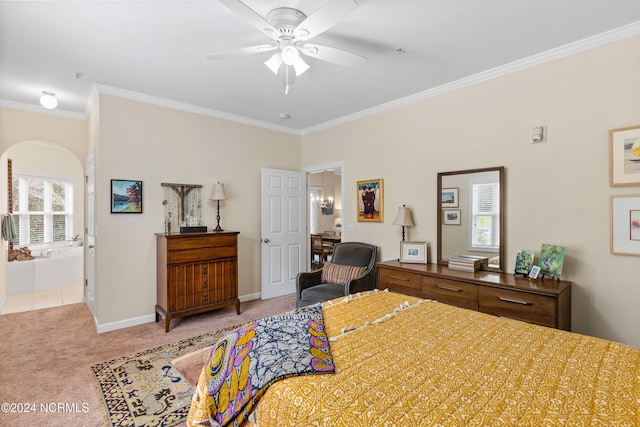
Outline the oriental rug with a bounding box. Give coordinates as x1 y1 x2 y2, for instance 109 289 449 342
91 323 242 427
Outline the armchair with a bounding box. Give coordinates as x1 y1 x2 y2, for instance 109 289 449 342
296 242 377 308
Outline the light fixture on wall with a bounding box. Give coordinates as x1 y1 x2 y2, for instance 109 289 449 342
209 182 227 232
39 91 57 109
393 204 414 241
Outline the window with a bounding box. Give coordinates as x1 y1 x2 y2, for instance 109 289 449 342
12 174 74 247
470 178 499 251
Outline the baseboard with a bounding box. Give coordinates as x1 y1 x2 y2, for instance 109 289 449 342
95 292 262 333
239 292 261 302
96 313 156 334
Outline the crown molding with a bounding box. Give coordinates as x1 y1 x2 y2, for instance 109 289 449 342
0 99 86 120
93 84 302 135
301 20 640 135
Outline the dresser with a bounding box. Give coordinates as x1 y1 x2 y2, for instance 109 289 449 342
377 260 571 330
156 231 240 332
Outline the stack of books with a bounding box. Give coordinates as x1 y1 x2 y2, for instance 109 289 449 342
448 255 488 272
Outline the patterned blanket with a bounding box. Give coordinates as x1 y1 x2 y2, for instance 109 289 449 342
187 304 335 426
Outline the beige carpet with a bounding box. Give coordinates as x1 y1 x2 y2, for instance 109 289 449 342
0 294 296 426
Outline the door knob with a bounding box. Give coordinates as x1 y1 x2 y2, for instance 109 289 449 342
263 238 270 243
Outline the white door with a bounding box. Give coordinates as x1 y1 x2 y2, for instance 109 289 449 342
84 148 96 316
261 168 307 299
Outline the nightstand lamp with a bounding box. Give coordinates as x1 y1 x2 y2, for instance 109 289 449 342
210 182 227 232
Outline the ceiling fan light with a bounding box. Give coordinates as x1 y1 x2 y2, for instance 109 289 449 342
293 57 310 76
40 91 57 109
281 45 300 66
264 53 283 75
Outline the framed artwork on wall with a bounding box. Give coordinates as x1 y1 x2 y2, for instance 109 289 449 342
441 187 459 208
443 209 461 225
610 195 640 256
111 179 143 213
357 179 383 222
609 125 640 186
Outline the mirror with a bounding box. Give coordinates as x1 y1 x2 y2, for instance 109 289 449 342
437 166 504 272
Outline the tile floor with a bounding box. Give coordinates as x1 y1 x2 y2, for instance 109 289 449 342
0 281 84 314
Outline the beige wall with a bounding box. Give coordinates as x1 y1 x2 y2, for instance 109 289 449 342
0 107 87 307
302 35 640 346
1 34 639 346
0 107 88 162
94 95 301 325
6 141 85 240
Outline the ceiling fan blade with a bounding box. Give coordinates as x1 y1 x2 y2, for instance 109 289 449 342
219 0 280 41
294 0 358 40
300 43 367 67
206 45 277 60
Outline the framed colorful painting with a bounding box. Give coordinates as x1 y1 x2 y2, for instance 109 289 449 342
539 244 566 278
111 179 143 213
357 179 383 222
609 125 640 186
610 195 640 256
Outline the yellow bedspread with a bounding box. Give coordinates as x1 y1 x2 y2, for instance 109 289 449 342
248 290 640 426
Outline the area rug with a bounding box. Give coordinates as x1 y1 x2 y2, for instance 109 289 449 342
91 323 242 427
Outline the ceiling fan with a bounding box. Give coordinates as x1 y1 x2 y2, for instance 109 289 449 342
207 0 367 93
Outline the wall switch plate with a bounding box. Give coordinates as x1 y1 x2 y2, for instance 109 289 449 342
531 126 546 143
346 223 354 232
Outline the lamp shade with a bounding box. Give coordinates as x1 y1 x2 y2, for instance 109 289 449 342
210 182 227 201
393 205 414 227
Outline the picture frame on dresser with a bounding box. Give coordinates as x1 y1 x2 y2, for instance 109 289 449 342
609 125 640 186
610 195 640 256
399 241 429 264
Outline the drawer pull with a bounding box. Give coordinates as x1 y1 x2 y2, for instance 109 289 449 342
203 279 208 288
498 296 531 305
436 285 462 292
390 276 411 281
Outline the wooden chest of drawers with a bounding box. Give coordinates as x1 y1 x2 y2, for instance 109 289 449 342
377 260 571 330
156 231 240 331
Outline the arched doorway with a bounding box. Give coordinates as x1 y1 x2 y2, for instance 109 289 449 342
1 140 85 314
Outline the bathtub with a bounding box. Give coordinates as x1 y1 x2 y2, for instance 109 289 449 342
6 244 83 295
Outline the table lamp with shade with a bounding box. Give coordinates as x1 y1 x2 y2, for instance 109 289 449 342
393 204 414 241
210 182 227 232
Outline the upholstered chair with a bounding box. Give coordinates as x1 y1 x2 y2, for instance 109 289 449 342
296 242 377 308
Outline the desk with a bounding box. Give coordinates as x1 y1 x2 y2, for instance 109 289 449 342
321 235 341 244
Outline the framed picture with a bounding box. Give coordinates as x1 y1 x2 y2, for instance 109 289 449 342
441 187 459 208
357 179 383 222
539 243 566 278
528 265 541 279
400 241 429 264
443 209 461 225
514 249 535 274
610 195 640 256
609 125 640 186
111 179 143 213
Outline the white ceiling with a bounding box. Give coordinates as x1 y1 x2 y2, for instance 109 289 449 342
2 1 640 134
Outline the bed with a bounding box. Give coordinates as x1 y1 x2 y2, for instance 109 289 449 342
186 290 640 426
